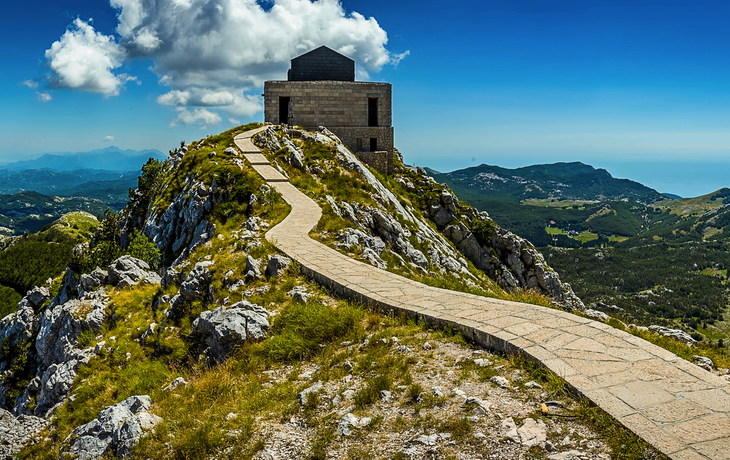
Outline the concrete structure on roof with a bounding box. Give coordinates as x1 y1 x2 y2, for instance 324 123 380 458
264 46 394 175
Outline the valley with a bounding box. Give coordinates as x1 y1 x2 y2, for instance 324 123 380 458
431 162 730 345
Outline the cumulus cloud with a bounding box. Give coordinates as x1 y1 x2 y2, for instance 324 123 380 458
22 80 39 89
171 107 222 128
36 92 53 103
43 0 407 122
45 18 129 96
103 135 115 141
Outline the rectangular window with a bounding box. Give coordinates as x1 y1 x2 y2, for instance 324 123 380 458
368 97 378 127
356 138 363 151
279 96 290 125
370 138 377 151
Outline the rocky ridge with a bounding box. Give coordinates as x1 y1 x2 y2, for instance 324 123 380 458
253 126 585 312
0 124 685 459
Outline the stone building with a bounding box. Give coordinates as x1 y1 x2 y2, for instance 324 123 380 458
264 46 394 175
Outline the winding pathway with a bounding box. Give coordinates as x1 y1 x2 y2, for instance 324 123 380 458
234 127 730 459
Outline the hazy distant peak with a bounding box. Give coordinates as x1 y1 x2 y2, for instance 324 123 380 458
0 147 166 172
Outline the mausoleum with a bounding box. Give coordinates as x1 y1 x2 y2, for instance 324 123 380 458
264 46 394 175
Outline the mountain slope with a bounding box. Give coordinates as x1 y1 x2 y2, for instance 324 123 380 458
2 124 670 460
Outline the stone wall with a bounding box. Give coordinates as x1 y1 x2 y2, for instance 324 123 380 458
264 81 392 128
352 150 393 176
288 46 355 82
264 80 394 174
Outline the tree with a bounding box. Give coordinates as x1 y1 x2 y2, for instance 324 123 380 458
126 230 161 270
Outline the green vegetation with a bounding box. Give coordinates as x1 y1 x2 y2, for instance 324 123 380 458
0 191 111 236
0 284 22 318
0 212 99 298
545 242 730 337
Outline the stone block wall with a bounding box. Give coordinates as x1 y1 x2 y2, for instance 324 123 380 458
264 81 392 128
264 80 394 174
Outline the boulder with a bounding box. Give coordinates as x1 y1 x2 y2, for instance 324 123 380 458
283 138 305 169
287 286 311 303
265 255 291 278
0 409 48 459
337 413 371 436
163 377 188 392
585 309 608 321
244 256 262 280
648 325 697 345
22 286 51 310
517 418 547 447
61 395 160 460
107 256 161 288
192 302 270 364
178 261 214 300
693 355 714 371
80 268 108 294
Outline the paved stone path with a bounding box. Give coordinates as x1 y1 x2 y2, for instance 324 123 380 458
234 128 730 459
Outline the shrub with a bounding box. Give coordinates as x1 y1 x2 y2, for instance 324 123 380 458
470 218 498 247
126 230 161 271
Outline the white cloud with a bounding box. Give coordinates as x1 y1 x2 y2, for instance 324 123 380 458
45 18 129 96
171 107 222 128
228 118 241 125
103 135 115 142
36 91 53 103
22 80 39 89
43 1 408 122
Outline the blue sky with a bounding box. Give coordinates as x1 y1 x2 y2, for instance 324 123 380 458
1 0 729 197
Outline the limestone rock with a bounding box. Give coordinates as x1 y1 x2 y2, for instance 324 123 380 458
518 417 547 447
244 256 262 280
0 408 48 459
161 268 181 289
337 413 370 436
192 302 269 364
648 325 697 344
693 355 714 371
297 381 323 406
61 395 160 460
80 268 108 295
265 255 291 278
584 309 609 321
177 261 214 301
287 286 311 303
107 256 161 288
163 377 189 392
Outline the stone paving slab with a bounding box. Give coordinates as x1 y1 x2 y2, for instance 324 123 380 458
234 127 730 459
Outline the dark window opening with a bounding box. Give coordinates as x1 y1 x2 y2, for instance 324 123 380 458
368 97 378 127
279 96 290 125
370 138 378 151
356 138 363 151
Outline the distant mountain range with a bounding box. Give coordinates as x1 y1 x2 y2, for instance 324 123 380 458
0 169 138 197
428 161 729 248
0 146 166 235
428 162 666 205
0 146 165 172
